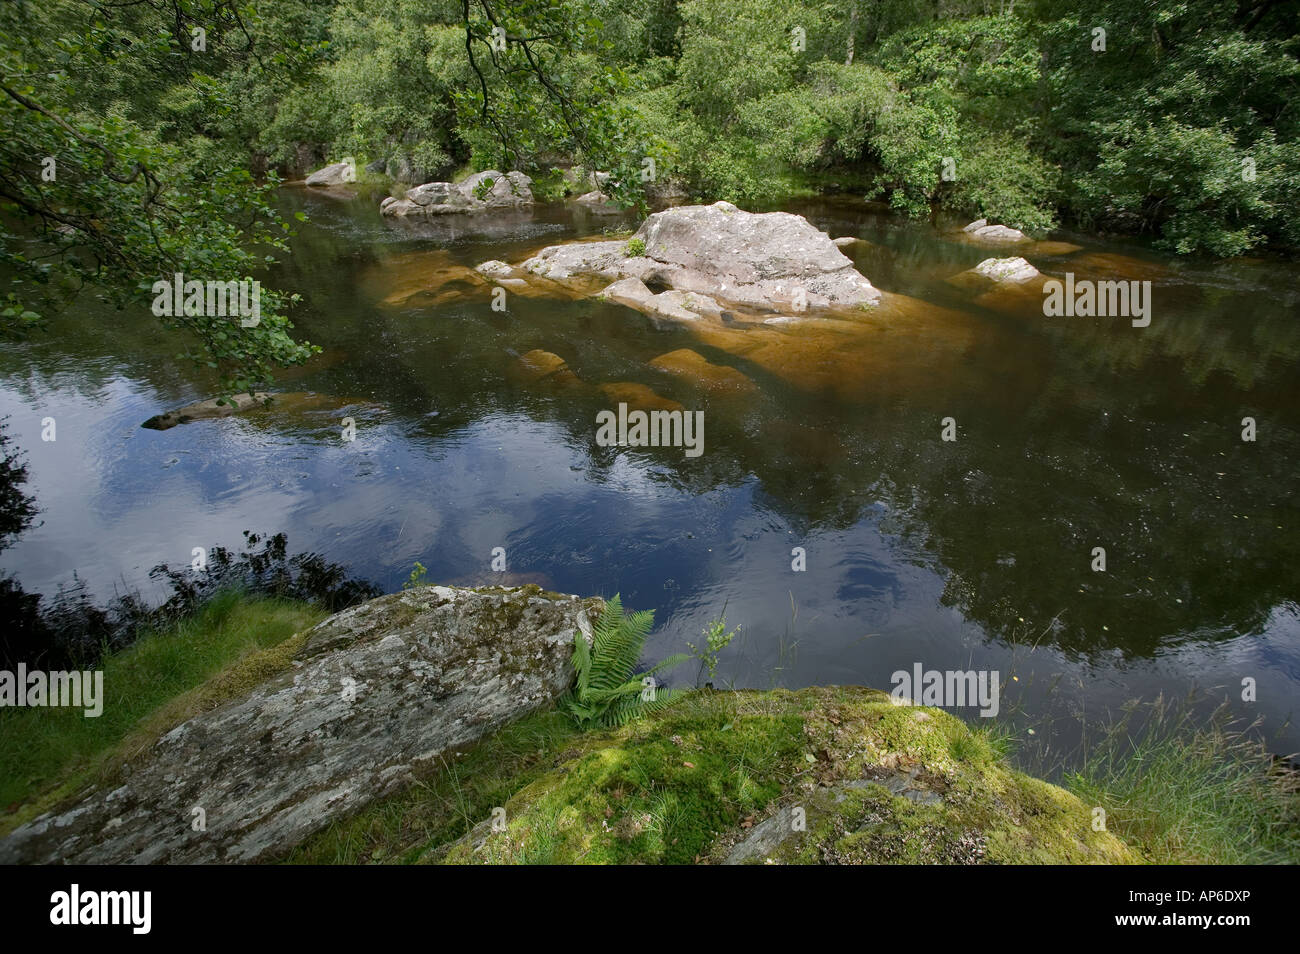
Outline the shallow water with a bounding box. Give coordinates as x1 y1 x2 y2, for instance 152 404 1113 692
2 187 1297 770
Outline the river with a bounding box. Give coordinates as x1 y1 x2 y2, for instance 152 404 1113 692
2 184 1297 771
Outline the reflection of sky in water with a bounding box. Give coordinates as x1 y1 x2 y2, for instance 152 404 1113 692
2 372 1295 766
1 190 1297 769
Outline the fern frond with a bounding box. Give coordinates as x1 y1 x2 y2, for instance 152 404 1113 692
559 595 687 731
571 628 592 698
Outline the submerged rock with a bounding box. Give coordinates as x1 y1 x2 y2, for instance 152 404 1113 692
0 586 601 864
512 349 582 388
381 170 533 217
140 391 365 430
510 349 680 410
142 392 272 430
597 381 684 413
649 349 757 393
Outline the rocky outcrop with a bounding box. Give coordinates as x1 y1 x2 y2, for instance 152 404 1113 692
507 201 881 323
381 170 533 217
631 202 881 309
0 586 600 864
305 162 356 186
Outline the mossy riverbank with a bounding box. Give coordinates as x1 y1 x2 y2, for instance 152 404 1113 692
3 590 1295 864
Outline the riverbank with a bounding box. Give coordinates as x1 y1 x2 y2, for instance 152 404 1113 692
3 587 1294 864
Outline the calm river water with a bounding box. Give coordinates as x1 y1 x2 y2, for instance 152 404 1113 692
2 185 1296 770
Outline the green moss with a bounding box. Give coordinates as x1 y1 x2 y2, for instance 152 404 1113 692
294 686 1143 865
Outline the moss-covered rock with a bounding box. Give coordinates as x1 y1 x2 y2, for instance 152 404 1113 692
422 687 1140 864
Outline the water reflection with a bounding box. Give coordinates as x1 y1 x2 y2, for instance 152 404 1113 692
1 188 1296 766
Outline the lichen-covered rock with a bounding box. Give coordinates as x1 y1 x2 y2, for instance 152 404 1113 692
524 240 633 281
0 586 600 864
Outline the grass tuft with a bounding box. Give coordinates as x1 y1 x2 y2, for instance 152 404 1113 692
1065 698 1300 864
0 590 324 821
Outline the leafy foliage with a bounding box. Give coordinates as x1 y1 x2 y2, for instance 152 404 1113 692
686 614 738 684
0 0 321 391
559 594 687 730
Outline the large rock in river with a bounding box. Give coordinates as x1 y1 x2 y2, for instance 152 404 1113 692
305 161 356 186
0 585 600 864
519 201 881 316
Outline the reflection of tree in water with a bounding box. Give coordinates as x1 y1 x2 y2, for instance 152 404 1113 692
0 419 39 549
0 422 380 669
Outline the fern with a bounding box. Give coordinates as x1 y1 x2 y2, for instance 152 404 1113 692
559 595 688 730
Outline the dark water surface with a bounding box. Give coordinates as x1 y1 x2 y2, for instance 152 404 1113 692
3 187 1297 770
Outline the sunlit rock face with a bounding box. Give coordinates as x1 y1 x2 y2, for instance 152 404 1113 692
515 202 882 319
381 170 534 217
973 257 1040 283
0 586 600 864
305 162 355 186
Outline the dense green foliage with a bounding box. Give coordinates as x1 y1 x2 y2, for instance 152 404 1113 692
0 0 324 390
2 0 1296 379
